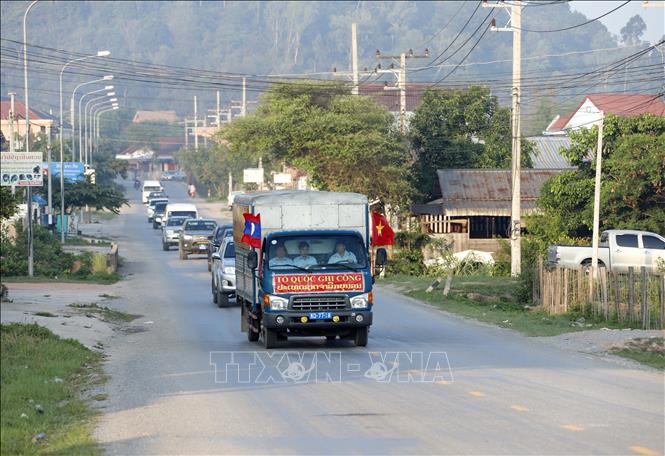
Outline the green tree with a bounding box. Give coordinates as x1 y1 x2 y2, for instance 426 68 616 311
0 187 22 220
620 15 647 45
409 87 533 201
529 114 665 243
36 181 128 214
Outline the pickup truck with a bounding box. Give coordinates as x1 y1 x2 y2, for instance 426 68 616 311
548 229 665 272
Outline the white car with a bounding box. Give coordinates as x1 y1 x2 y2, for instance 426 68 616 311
161 216 189 251
211 238 236 307
142 180 163 204
147 197 169 222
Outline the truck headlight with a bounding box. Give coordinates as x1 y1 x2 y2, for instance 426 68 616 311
223 266 235 274
351 292 373 309
155 216 162 222
268 295 288 310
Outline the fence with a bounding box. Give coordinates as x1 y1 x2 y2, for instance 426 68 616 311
534 259 665 329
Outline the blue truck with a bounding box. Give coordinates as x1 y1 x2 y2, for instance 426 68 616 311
233 190 387 349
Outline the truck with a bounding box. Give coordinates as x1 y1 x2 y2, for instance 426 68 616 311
547 229 665 272
233 190 387 349
141 180 163 204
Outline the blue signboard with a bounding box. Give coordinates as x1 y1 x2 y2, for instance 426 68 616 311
44 162 85 182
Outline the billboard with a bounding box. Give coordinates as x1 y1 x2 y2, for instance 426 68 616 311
0 152 44 187
43 162 85 182
273 172 292 185
243 168 264 184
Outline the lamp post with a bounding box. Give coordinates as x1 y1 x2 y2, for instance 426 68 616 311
91 104 118 165
78 87 113 162
86 98 116 164
85 95 115 165
71 77 112 160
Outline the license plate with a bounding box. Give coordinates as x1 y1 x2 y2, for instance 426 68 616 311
308 312 332 320
199 244 207 250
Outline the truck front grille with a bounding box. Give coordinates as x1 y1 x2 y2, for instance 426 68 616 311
291 295 347 311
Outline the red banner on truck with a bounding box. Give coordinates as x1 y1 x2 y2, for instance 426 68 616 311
273 273 364 294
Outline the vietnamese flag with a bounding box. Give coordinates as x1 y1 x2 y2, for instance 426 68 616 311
241 213 261 248
371 211 395 246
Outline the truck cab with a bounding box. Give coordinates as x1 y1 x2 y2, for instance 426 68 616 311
233 191 386 348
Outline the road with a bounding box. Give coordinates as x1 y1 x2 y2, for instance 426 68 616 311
94 181 664 455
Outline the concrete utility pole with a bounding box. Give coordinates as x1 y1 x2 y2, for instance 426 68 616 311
216 90 221 127
47 136 52 227
241 78 247 117
194 96 199 151
184 118 189 147
351 22 359 95
8 92 16 153
484 0 522 276
376 48 429 134
590 113 604 298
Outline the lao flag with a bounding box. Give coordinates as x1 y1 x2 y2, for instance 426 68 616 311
241 213 261 248
371 211 395 246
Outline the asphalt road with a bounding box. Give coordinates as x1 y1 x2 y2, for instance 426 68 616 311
95 181 664 455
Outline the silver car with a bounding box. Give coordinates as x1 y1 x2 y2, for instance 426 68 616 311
161 216 188 251
211 238 235 307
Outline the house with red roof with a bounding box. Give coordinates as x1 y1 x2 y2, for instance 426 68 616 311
544 93 665 135
1 97 55 149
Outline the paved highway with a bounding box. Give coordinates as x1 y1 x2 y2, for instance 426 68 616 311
94 181 664 455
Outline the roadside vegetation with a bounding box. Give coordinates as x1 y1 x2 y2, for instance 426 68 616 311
0 323 104 454
612 337 665 370
68 303 140 323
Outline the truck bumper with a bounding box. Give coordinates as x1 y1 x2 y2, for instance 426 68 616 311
263 310 372 333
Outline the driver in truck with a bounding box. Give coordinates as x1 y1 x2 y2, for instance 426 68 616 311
293 241 318 268
269 244 294 269
328 240 357 264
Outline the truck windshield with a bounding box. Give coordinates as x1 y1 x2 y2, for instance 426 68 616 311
268 235 366 270
169 211 196 219
185 220 217 231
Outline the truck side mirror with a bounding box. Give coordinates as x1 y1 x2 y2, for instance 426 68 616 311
211 251 221 261
247 250 258 270
375 248 388 267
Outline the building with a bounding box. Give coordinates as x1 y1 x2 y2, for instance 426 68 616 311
132 110 178 124
544 94 665 135
411 169 565 253
358 83 431 128
116 136 183 173
0 97 55 148
526 136 573 169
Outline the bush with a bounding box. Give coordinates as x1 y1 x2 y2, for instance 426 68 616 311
386 231 431 276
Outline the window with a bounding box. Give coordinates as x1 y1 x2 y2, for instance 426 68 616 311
616 234 638 248
184 220 217 231
224 242 235 259
267 234 367 270
643 236 665 250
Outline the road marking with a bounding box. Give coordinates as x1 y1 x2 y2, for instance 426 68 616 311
510 405 529 412
629 446 660 456
435 380 450 385
469 391 485 397
560 424 584 432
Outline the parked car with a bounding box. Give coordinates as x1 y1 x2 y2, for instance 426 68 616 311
161 216 189 251
548 229 665 272
207 224 233 271
152 202 169 229
161 171 176 181
179 218 218 260
211 237 236 307
147 197 169 222
171 170 186 181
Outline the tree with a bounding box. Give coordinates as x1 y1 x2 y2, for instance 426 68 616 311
221 81 413 207
36 181 128 214
529 114 665 243
0 187 21 220
409 87 533 201
620 15 647 45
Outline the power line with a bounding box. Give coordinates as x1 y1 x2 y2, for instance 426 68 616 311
515 0 630 33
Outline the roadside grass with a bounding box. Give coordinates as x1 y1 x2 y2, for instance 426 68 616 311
1 272 121 285
0 323 103 455
68 303 140 323
88 210 117 222
65 237 112 247
612 337 665 370
381 274 643 337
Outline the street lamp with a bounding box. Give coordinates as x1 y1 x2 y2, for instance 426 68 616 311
71 77 112 159
86 98 118 164
84 94 114 164
78 86 113 162
91 104 119 164
23 0 39 277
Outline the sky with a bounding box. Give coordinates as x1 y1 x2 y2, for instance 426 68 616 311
570 1 665 44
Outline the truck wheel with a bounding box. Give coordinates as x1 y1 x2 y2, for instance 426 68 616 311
212 278 218 304
218 291 229 308
354 327 368 347
162 241 169 251
326 335 337 342
263 327 277 349
247 318 260 342
153 222 158 229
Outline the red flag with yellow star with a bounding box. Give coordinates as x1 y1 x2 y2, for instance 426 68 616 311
371 211 395 246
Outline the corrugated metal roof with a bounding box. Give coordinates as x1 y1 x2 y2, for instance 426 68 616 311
419 168 566 216
527 136 573 169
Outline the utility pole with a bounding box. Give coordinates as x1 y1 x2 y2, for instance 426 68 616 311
194 96 199 152
216 90 221 127
184 117 189 147
484 0 522 276
8 93 16 153
590 113 604 299
241 78 247 117
47 134 52 228
375 48 429 134
351 22 359 95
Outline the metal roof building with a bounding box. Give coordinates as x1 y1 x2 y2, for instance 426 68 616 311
527 136 573 169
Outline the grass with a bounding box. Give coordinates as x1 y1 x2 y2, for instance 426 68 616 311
88 211 117 222
33 312 57 318
68 303 139 323
64 237 112 247
0 323 104 455
1 272 121 285
612 337 665 370
381 274 642 337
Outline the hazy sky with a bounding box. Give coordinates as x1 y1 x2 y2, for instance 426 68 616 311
570 1 664 44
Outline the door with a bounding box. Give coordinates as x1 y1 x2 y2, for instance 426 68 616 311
612 233 642 272
641 234 665 272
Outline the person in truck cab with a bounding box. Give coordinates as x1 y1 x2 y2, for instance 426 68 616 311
328 240 357 264
293 241 318 268
269 244 294 269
